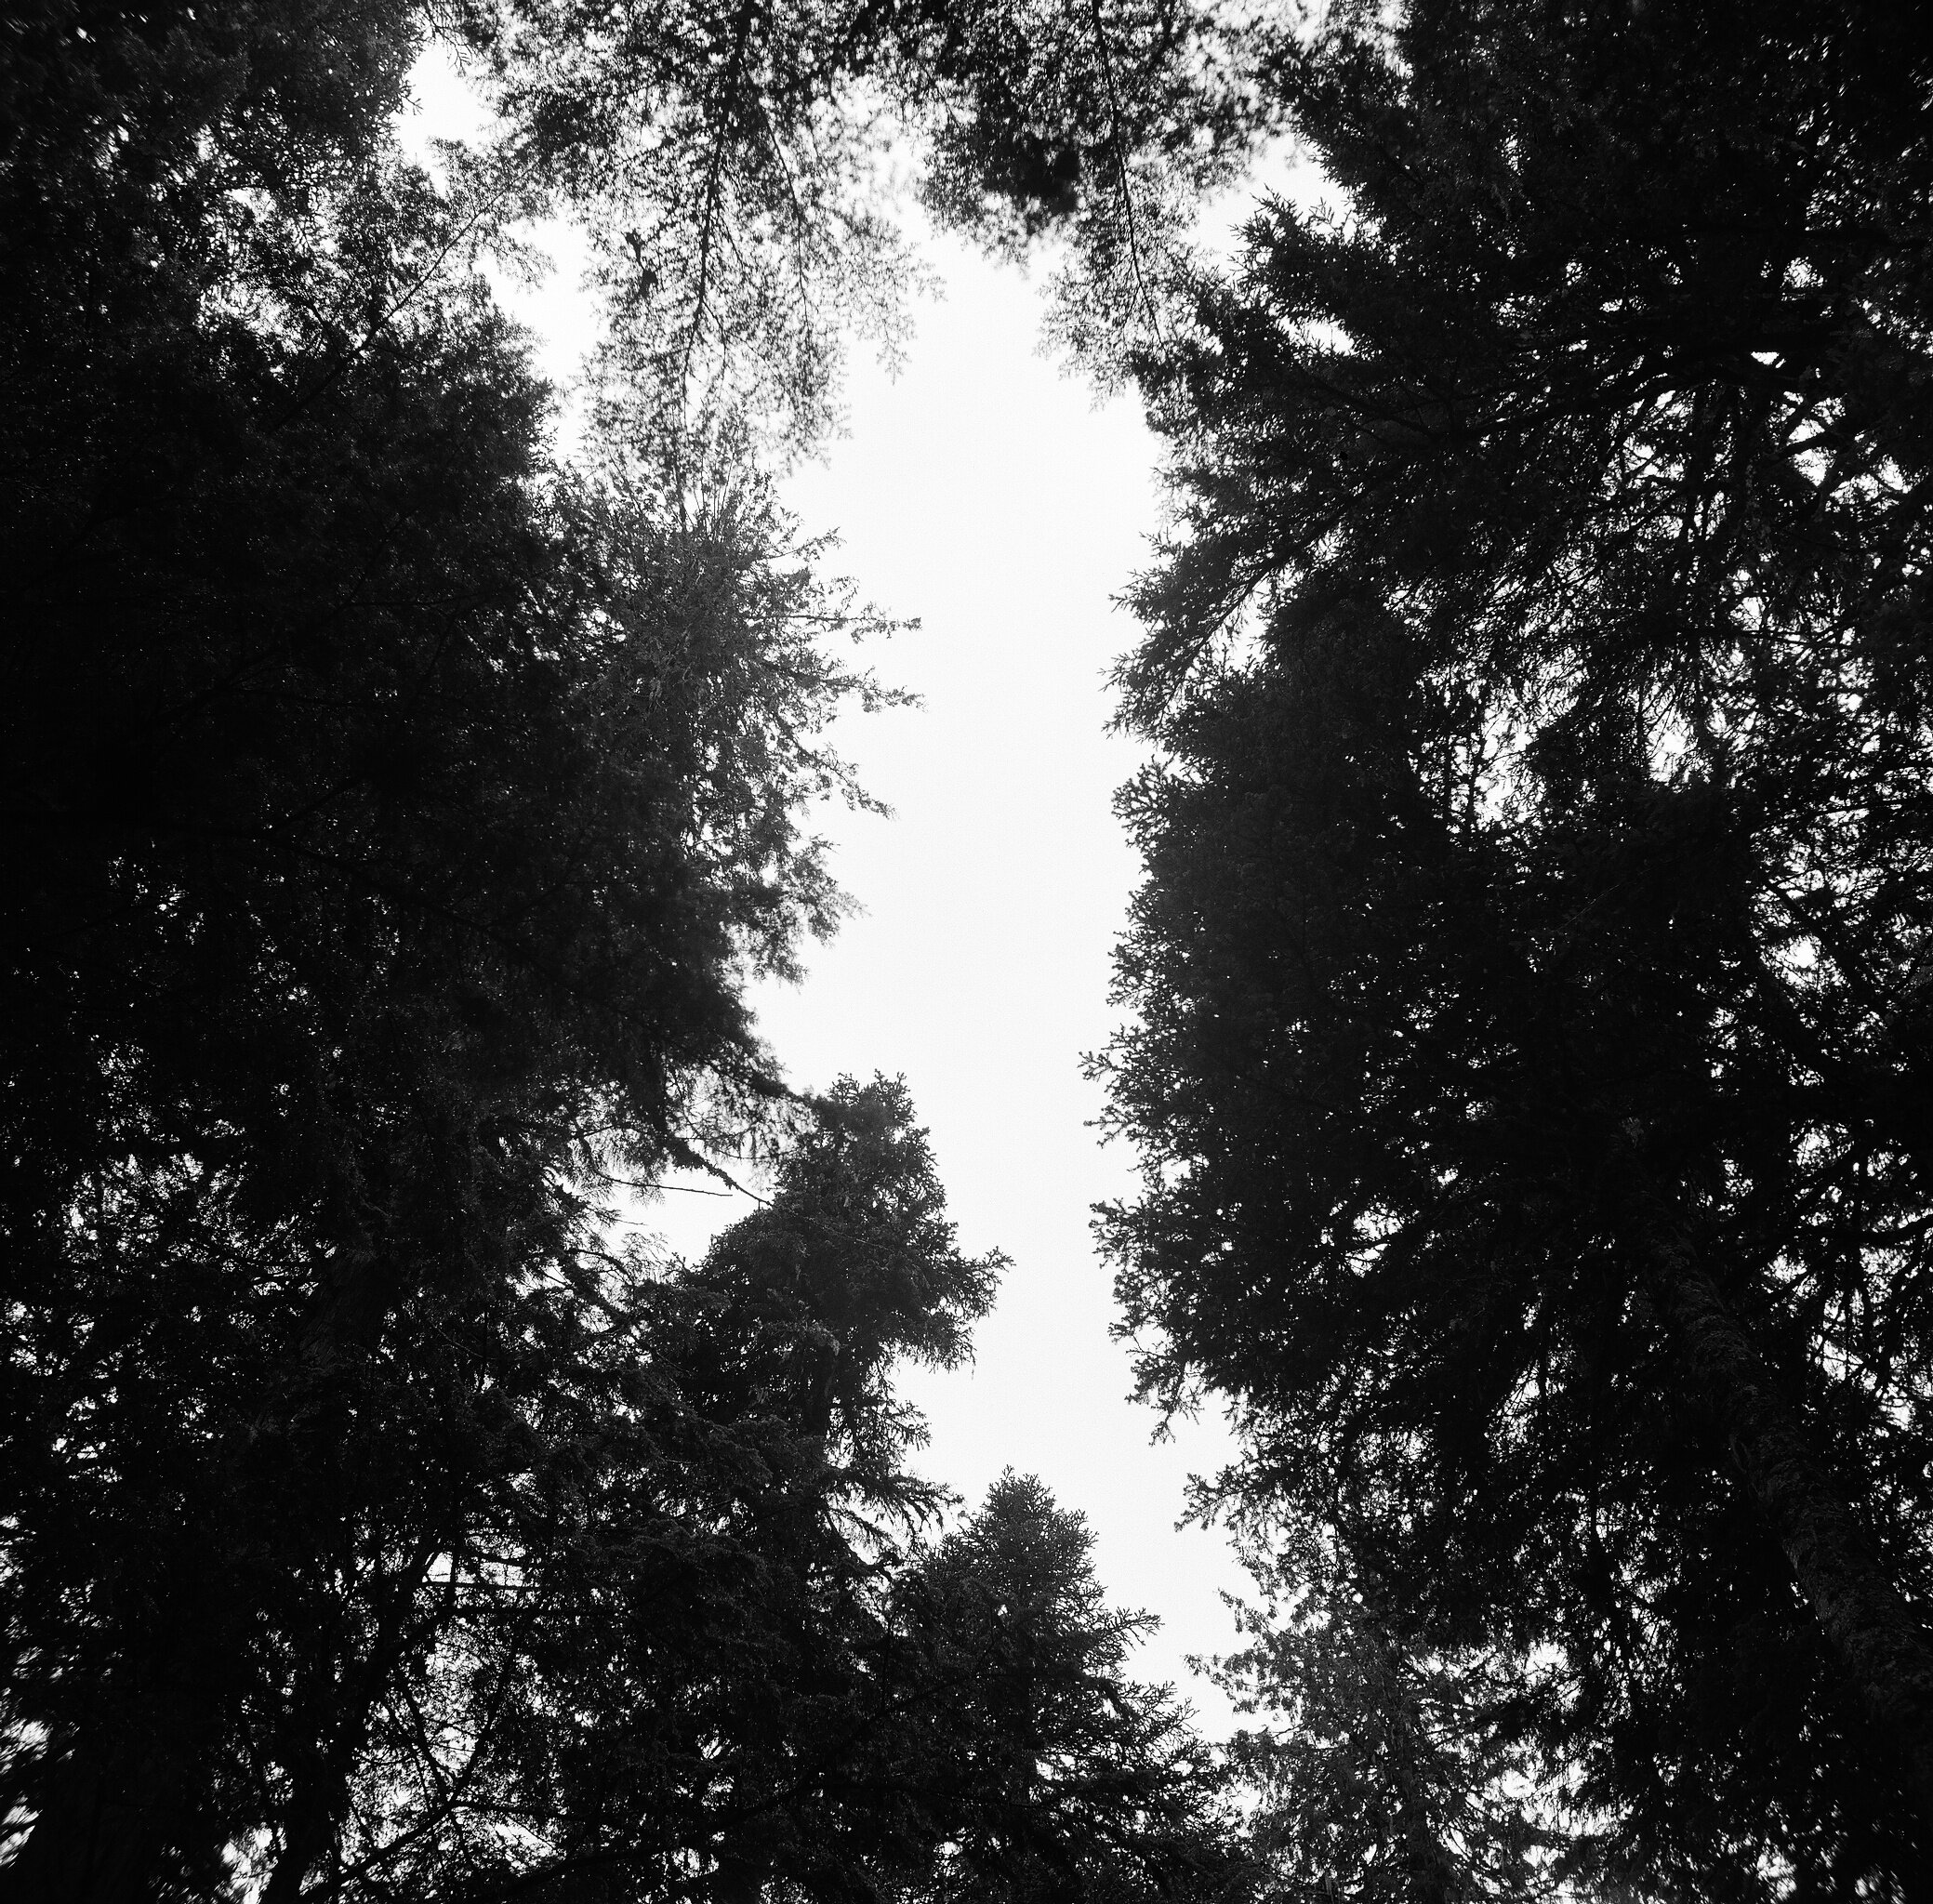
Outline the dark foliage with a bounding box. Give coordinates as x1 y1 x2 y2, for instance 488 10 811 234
2 16 885 1870
314 1077 1005 1904
1097 0 1933 1894
887 1473 1246 1904
446 0 1264 448
1217 1526 1564 1904
1 0 1255 1894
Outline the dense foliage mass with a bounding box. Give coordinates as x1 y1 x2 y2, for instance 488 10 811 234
1098 0 1933 1895
18 0 1933 1897
0 0 1252 1895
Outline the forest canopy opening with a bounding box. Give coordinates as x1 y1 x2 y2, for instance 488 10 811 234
7 1 1933 1899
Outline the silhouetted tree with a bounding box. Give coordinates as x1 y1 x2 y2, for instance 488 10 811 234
1096 0 1933 1893
121 1080 1240 1904
2 400 887 1893
302 1078 1003 1904
883 1472 1248 1904
449 0 1266 450
1217 1527 1570 1904
1 0 1251 1893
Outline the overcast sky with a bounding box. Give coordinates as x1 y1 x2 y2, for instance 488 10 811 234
723 247 1250 1729
405 57 1254 1730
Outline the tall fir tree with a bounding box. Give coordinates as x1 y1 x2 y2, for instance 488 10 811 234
1096 0 1933 1892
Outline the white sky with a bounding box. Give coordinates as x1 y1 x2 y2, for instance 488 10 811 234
726 256 1249 1730
404 55 1255 1733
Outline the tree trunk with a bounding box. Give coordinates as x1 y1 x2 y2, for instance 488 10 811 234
262 1795 336 1904
261 1703 358 1904
260 1540 446 1904
1655 1237 1933 1823
0 1747 168 1904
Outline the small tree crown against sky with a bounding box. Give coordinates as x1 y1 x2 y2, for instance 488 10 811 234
8 0 1933 1899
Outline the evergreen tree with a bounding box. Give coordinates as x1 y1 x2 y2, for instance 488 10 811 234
1218 1529 1570 1904
310 1078 1004 1904
1096 0 1933 1892
886 1473 1248 1904
1 0 1251 1893
448 0 1265 452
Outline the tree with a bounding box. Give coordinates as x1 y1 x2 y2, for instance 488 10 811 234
448 0 1265 453
883 1472 1248 1904
363 1099 1241 1904
0 274 889 1891
304 1077 1004 1904
1095 0 1933 1892
2 7 863 1886
156 1078 1249 1904
2 0 1254 1890
1217 1527 1571 1904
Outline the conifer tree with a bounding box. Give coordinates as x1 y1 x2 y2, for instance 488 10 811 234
1097 0 1933 1890
1 0 1251 1892
888 1473 1248 1904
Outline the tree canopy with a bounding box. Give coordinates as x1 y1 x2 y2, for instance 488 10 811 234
19 0 1933 1897
1 0 1249 1893
1097 0 1933 1894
